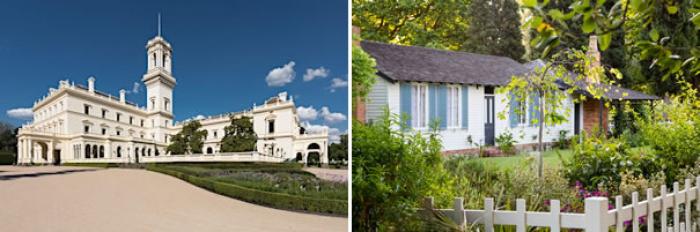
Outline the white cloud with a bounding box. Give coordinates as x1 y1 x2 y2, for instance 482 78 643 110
296 106 318 121
303 67 329 81
7 108 33 120
302 122 343 143
330 78 348 88
266 61 296 87
320 107 346 123
125 82 141 94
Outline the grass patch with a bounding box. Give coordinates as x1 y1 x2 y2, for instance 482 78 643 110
472 149 573 171
146 162 347 216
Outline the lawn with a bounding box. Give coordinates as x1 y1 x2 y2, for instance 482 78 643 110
146 162 347 215
472 149 573 171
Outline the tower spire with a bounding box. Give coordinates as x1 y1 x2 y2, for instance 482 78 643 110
158 13 161 37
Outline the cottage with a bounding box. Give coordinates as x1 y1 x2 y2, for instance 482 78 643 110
360 39 657 153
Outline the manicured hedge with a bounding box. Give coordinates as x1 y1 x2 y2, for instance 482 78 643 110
147 165 347 216
0 151 16 165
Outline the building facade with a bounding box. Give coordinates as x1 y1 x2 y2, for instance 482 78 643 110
360 39 657 153
15 34 328 165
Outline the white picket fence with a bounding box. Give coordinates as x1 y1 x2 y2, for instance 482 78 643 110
421 177 700 232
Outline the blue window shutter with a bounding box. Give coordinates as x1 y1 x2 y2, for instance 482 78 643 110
509 92 518 128
462 85 468 129
429 84 437 126
438 84 447 129
400 82 412 128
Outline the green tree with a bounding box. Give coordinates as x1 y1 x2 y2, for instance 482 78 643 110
166 120 207 154
352 0 471 50
352 45 378 109
463 0 525 61
328 134 348 163
352 112 454 231
219 116 257 152
523 0 700 89
500 50 619 177
0 122 17 151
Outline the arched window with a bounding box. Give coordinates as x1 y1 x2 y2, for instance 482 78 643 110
296 152 302 162
99 146 104 158
85 145 91 159
116 146 122 158
92 145 98 158
155 149 160 156
135 147 139 156
148 148 151 156
206 147 213 154
307 143 320 150
142 147 146 157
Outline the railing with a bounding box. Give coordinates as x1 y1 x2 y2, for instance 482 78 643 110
140 152 285 163
421 177 700 232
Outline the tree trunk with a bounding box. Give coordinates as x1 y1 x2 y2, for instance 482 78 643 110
537 91 545 178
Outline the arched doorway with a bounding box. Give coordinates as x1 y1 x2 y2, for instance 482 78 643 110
207 147 213 154
307 152 320 167
92 145 97 158
36 142 48 162
295 152 302 162
99 146 105 158
85 144 91 159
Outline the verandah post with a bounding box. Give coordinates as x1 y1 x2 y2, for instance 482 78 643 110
585 197 609 232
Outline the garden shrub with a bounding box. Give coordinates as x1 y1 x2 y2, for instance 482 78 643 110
562 132 659 192
352 112 454 231
495 131 516 155
638 90 700 184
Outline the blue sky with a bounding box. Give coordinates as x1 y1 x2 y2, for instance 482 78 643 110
0 0 348 141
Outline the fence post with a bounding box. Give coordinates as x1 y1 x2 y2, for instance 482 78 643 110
484 198 494 232
685 179 691 232
452 197 466 230
585 197 609 232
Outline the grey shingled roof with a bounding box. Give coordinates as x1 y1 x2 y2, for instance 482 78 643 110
361 40 527 86
526 60 659 101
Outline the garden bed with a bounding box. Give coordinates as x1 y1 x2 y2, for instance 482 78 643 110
146 162 347 216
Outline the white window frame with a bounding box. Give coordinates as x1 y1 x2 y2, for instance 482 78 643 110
446 85 461 129
518 95 528 126
411 83 429 129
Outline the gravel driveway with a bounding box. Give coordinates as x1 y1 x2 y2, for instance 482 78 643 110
0 166 347 232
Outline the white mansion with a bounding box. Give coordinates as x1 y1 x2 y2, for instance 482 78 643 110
15 33 328 165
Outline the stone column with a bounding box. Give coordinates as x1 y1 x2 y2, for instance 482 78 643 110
47 141 54 164
16 139 22 164
27 138 33 164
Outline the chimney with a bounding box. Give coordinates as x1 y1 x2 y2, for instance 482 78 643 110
586 35 601 83
88 76 95 92
119 89 126 103
352 25 367 123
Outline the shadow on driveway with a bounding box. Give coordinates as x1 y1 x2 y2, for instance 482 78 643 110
0 169 99 181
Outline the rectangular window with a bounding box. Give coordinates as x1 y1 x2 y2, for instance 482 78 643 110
141 119 144 127
268 120 275 133
129 116 133 125
101 128 106 135
116 130 121 136
446 85 460 128
411 84 428 128
101 109 107 118
84 104 90 115
518 96 527 125
84 125 90 133
116 113 121 122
